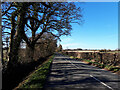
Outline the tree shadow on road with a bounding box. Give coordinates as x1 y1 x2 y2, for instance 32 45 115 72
45 56 120 90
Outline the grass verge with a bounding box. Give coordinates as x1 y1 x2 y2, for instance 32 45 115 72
14 55 54 89
81 59 120 73
69 55 120 73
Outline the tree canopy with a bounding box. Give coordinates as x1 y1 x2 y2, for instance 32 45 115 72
2 2 83 66
2 2 82 43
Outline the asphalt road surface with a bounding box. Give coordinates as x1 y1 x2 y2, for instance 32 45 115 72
44 53 120 90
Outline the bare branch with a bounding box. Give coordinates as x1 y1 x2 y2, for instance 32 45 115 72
41 2 51 8
22 31 31 47
3 32 11 34
47 31 60 40
25 16 44 24
2 2 13 16
26 23 33 30
2 26 11 29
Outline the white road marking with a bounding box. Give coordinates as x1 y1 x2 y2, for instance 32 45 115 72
65 57 114 90
90 75 114 90
68 61 79 69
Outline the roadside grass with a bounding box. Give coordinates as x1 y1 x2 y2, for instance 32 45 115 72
15 55 54 89
70 56 74 58
69 55 120 73
62 53 120 73
82 59 120 73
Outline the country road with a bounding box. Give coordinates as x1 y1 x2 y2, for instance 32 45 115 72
44 53 120 90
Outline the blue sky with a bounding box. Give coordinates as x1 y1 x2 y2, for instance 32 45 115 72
59 2 118 50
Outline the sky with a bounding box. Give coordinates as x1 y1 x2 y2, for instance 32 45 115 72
59 2 118 50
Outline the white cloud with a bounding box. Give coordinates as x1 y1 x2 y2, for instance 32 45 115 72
61 43 87 49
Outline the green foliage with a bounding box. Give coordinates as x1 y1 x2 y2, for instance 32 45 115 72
104 65 120 72
76 58 119 72
19 55 54 89
113 68 119 72
70 56 74 58
66 51 120 72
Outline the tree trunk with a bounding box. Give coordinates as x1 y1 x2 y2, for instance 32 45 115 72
26 44 35 62
7 3 28 69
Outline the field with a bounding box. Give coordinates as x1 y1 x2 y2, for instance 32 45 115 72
67 50 99 53
66 50 118 53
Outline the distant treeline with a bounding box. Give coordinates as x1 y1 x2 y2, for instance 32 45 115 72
64 49 119 52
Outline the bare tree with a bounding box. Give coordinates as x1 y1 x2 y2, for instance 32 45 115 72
2 2 83 68
22 2 82 60
2 2 31 68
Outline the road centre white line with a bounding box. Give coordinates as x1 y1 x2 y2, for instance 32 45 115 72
65 58 114 90
90 75 114 90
